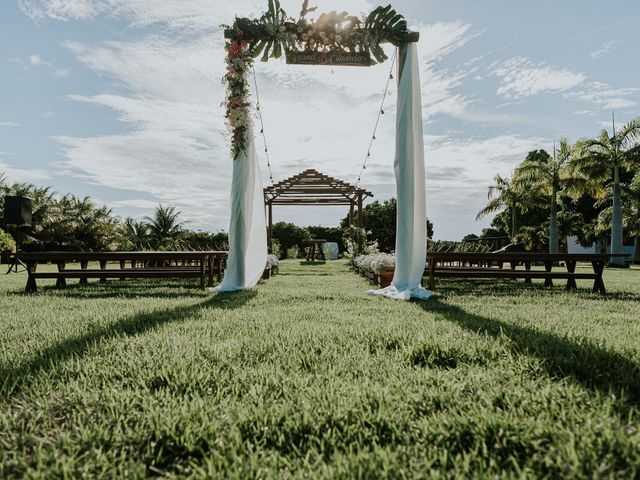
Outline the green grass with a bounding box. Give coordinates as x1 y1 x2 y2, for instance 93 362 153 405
1 260 640 478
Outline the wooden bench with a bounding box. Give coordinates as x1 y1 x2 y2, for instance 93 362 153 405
18 251 227 293
424 252 626 294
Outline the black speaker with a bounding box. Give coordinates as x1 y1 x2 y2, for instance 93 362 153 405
4 196 32 226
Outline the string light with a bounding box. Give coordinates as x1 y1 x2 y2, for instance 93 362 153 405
355 49 397 188
251 66 274 184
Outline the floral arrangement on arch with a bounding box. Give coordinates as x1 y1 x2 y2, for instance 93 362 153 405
223 1 410 159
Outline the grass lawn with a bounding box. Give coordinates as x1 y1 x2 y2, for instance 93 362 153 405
1 260 640 478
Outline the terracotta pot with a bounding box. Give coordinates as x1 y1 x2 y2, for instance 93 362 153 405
378 269 394 288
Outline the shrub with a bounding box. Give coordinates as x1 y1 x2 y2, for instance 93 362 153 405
272 222 310 258
0 229 16 253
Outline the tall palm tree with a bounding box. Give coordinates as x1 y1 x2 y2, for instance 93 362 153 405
476 174 528 239
596 173 640 264
144 205 185 249
514 141 575 253
627 173 640 264
123 217 150 250
574 117 640 266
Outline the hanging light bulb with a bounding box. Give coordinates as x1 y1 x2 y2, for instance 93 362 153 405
381 109 385 115
390 73 394 80
373 135 376 140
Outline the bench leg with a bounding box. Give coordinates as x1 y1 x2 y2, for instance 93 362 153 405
56 261 67 288
565 260 577 290
25 261 38 293
592 261 606 294
99 260 107 284
544 261 553 287
200 261 206 290
207 257 214 287
79 260 89 285
216 257 223 282
524 261 532 284
120 260 126 281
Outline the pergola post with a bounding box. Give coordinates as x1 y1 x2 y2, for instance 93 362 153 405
349 202 354 227
357 191 364 227
267 202 273 253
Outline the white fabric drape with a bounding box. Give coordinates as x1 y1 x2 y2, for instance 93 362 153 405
368 44 431 301
212 128 267 292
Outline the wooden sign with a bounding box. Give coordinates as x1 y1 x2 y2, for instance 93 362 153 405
285 50 372 67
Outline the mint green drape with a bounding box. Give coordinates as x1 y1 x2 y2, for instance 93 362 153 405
368 43 431 301
212 125 267 292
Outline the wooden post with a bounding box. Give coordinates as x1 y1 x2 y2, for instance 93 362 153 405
357 191 364 227
349 202 354 227
267 202 273 253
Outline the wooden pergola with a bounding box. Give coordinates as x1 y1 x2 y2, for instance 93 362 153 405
264 169 373 249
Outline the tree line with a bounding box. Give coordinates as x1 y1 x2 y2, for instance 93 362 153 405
0 175 227 253
476 117 640 265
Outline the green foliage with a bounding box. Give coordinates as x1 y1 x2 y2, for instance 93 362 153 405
176 231 229 252
2 261 640 477
342 198 433 253
1 183 122 251
272 221 310 258
144 205 185 250
227 2 412 66
0 228 16 253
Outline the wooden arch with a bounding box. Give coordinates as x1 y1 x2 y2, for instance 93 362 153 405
263 169 373 249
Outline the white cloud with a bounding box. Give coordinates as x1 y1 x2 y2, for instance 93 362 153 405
566 82 638 110
29 54 42 65
589 40 622 60
38 1 477 230
0 122 20 127
491 57 586 98
0 161 51 183
18 0 106 22
53 68 71 77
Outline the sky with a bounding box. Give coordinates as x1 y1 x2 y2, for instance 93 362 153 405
1 0 639 240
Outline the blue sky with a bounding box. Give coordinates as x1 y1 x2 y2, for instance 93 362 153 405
1 0 639 240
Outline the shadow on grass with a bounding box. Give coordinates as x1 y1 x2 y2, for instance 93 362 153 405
298 261 327 266
432 278 640 302
1 289 257 399
36 281 212 300
422 298 640 408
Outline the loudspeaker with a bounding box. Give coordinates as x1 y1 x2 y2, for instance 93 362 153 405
4 196 32 226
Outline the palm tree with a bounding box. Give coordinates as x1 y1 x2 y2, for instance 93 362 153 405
514 141 575 253
596 173 640 264
144 205 185 249
626 173 640 264
123 217 150 250
574 116 640 266
476 174 528 239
